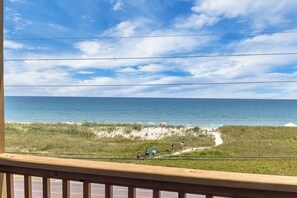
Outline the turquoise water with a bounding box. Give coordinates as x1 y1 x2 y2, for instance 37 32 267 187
4 96 297 126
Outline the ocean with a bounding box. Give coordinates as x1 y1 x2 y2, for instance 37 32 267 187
4 96 297 126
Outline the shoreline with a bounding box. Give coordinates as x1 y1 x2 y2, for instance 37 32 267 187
6 121 221 128
5 120 295 127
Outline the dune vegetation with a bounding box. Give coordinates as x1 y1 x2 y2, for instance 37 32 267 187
5 123 297 176
5 122 213 155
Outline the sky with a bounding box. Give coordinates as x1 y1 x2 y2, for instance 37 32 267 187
3 0 297 99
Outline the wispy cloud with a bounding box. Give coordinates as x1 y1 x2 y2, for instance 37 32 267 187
77 71 95 75
176 0 297 30
4 0 297 98
111 0 124 11
4 40 25 49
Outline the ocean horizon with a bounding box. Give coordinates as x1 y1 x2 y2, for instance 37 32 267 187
4 96 297 126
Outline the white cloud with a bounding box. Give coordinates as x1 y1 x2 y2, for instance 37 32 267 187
69 19 213 69
81 15 95 23
117 67 138 73
177 0 297 30
103 19 152 37
74 41 113 56
175 14 218 29
138 64 168 73
9 0 26 3
77 71 95 75
179 30 297 81
4 40 25 49
5 7 21 23
4 1 297 99
111 0 124 11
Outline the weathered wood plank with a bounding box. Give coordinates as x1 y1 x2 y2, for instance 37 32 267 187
24 175 32 198
0 164 296 198
1 154 297 197
0 153 297 195
43 177 51 198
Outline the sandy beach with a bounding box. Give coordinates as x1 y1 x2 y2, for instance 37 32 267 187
92 125 222 143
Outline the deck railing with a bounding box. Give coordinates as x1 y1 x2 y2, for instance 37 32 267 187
0 153 297 198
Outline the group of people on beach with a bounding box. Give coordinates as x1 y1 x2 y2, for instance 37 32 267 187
136 141 185 160
171 141 185 154
137 147 157 159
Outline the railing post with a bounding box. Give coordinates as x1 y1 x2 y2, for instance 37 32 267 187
24 175 32 198
105 184 113 198
83 182 91 198
62 179 70 198
43 178 51 198
128 187 136 198
6 174 13 198
0 0 5 197
178 192 186 198
153 189 160 198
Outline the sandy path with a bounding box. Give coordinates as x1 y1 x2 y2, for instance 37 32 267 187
156 127 223 158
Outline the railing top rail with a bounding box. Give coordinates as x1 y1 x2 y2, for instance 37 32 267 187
0 153 297 193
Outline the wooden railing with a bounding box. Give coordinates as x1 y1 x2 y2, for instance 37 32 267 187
0 154 297 198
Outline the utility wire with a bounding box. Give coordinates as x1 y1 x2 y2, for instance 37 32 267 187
5 80 297 87
6 31 297 41
4 52 297 62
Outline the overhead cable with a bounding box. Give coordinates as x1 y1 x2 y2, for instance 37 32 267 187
6 31 297 41
5 80 297 87
4 52 297 62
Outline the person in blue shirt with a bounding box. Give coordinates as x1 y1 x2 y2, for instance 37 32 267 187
152 147 157 156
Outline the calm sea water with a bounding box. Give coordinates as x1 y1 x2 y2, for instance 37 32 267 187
4 96 297 126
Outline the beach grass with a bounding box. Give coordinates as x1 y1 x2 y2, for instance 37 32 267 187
132 126 297 176
5 122 214 155
5 123 297 176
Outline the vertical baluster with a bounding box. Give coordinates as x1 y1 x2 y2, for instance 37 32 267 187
205 194 213 198
43 178 51 198
83 182 91 198
24 175 32 198
6 173 14 198
62 179 70 198
128 187 136 198
153 189 160 198
178 192 186 198
105 184 113 198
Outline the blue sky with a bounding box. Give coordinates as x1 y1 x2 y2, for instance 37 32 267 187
4 0 297 98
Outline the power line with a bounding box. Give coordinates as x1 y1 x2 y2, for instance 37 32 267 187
6 31 297 41
4 52 297 62
5 80 297 87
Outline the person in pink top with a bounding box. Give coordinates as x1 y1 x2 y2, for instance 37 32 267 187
179 141 185 152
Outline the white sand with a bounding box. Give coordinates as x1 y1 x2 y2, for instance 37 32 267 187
93 126 223 146
155 127 223 157
200 127 223 146
93 127 195 140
